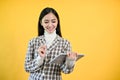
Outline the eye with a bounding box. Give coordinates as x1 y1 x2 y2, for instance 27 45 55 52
51 19 57 23
44 20 49 24
44 21 49 23
52 20 56 23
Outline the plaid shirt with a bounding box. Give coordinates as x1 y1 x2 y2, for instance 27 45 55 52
24 35 74 80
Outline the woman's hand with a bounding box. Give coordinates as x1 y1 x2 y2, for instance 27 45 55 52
38 45 47 58
67 52 78 60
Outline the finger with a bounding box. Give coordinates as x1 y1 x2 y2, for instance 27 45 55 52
74 53 77 58
72 52 77 56
39 45 45 48
67 52 70 56
42 45 47 49
75 53 78 56
40 46 45 50
38 48 44 54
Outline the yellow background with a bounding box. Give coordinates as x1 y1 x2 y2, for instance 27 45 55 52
0 0 120 80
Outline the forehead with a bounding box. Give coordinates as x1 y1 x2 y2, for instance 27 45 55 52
42 12 57 20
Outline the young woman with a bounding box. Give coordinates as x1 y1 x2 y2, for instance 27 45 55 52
24 7 77 80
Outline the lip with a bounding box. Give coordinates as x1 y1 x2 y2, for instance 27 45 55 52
46 26 55 32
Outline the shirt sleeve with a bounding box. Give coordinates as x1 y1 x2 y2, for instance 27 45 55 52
24 39 44 73
65 57 76 69
60 40 75 74
36 55 44 66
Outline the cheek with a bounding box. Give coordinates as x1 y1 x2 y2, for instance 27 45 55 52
54 24 57 27
54 23 58 27
42 23 47 28
53 24 57 29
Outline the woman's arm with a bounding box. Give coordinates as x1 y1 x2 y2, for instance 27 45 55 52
60 40 76 74
24 39 44 73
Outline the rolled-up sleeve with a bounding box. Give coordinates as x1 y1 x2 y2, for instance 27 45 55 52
24 39 44 73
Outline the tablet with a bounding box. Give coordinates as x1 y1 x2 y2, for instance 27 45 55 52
49 53 84 64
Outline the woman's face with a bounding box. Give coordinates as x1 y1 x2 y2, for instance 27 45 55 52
41 12 58 34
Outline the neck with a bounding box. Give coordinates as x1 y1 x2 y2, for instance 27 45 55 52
44 30 57 48
44 30 56 36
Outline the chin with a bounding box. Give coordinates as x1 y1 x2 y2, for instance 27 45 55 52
47 31 53 34
47 30 55 33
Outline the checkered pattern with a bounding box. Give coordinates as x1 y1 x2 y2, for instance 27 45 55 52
24 35 74 80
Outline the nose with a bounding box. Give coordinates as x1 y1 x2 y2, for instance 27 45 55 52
48 22 52 27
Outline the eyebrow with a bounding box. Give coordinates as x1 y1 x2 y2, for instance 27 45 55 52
51 19 56 21
44 18 57 21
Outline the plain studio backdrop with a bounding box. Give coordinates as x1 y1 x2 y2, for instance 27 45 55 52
0 0 120 80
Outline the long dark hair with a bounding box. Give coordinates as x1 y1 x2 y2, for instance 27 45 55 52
38 7 62 37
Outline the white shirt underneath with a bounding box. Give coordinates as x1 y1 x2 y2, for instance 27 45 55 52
44 30 57 48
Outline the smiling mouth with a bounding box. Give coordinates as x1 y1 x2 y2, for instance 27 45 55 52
46 27 55 31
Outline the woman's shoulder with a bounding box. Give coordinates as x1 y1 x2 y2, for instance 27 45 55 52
28 35 44 44
58 35 70 44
